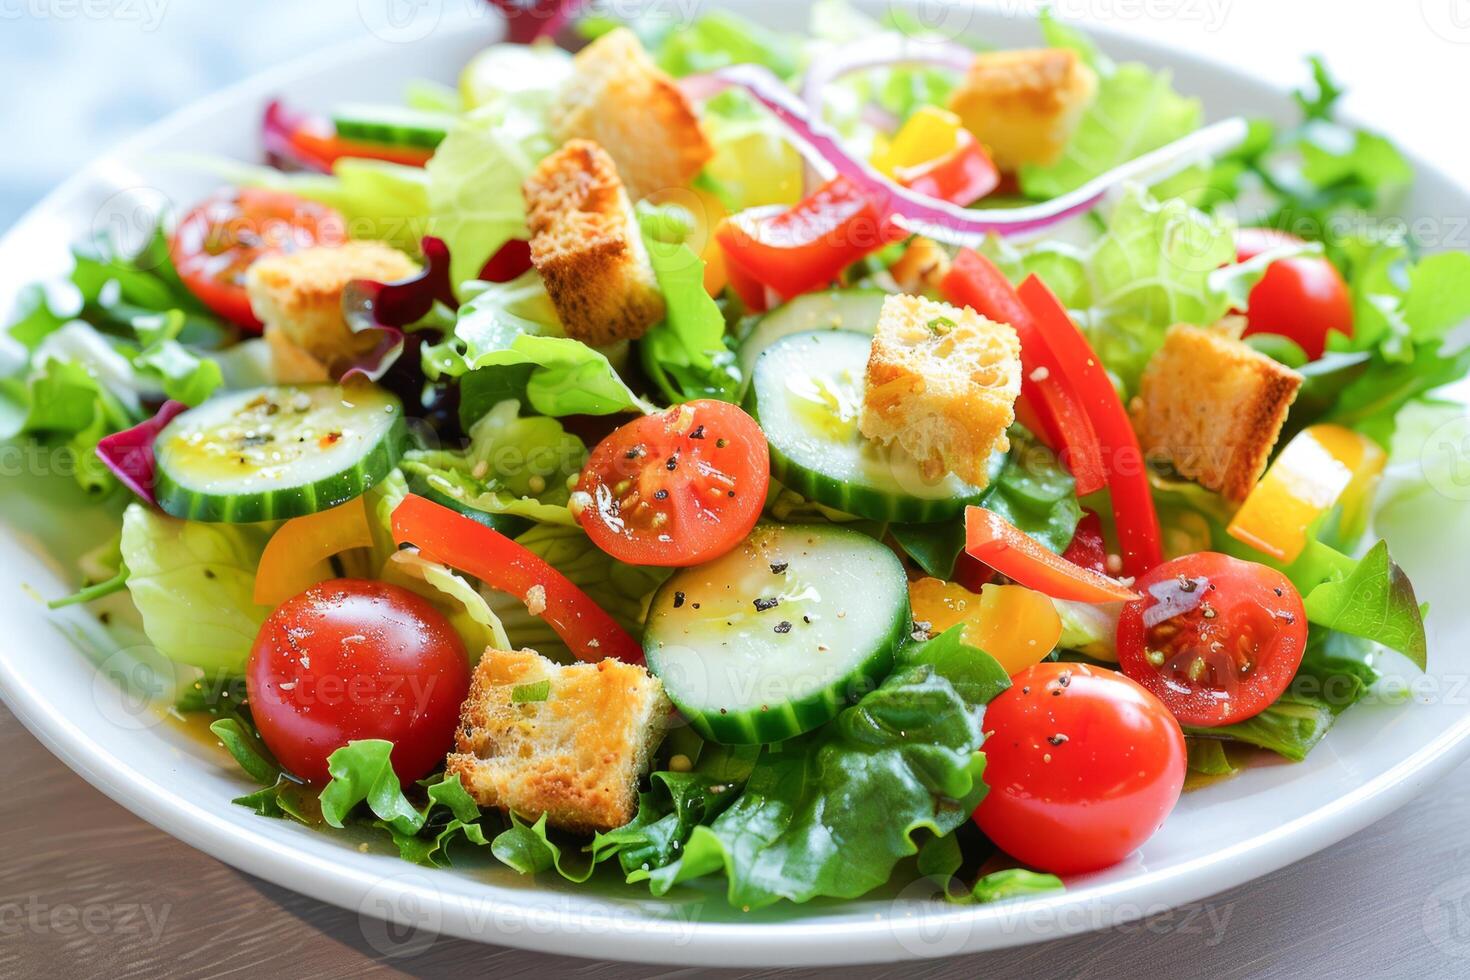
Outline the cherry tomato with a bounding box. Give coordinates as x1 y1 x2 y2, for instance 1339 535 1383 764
246 579 470 784
715 176 901 300
169 188 347 330
1235 227 1353 360
576 400 769 567
1116 552 1307 727
975 662 1186 875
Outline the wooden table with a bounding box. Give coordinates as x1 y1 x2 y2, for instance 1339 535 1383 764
4 701 1469 979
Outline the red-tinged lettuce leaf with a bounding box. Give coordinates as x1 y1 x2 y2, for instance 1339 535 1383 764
94 399 187 504
479 239 532 283
340 236 458 383
484 0 584 44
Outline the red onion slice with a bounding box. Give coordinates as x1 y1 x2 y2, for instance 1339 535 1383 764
800 34 975 119
483 0 584 44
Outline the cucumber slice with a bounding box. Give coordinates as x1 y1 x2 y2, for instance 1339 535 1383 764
331 103 455 150
644 523 910 743
154 384 409 523
736 288 888 382
747 330 999 523
405 472 530 539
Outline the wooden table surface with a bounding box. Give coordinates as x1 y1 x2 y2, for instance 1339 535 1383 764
4 700 1470 979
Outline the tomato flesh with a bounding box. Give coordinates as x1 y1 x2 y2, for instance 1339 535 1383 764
1116 552 1308 727
246 579 470 784
975 662 1186 875
1235 227 1353 360
169 188 347 330
577 400 769 567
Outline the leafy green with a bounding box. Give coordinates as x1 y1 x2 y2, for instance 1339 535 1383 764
965 869 1065 904
119 503 273 675
1303 540 1426 669
378 548 511 658
653 8 800 79
626 628 1007 907
1185 738 1237 777
423 273 651 416
209 718 280 785
637 208 740 404
1020 16 1200 199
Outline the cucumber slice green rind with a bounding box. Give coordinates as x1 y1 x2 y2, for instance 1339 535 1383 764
331 103 454 149
747 330 994 523
644 523 911 744
153 385 409 523
406 473 531 539
736 288 889 383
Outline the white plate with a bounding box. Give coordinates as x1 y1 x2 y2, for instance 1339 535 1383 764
3 2 1469 967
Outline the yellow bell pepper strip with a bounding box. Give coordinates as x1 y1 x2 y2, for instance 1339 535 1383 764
1227 424 1386 563
909 577 1064 676
253 497 375 607
873 106 966 176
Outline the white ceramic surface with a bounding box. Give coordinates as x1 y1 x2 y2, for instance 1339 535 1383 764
2 2 1469 967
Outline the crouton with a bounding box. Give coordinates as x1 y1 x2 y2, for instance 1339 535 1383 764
523 138 666 346
947 48 1097 171
246 241 418 373
859 294 1022 487
550 27 713 200
889 237 952 296
1131 323 1304 501
446 648 670 834
262 325 330 384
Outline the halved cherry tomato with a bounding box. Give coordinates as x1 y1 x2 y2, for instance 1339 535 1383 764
246 578 470 784
715 176 901 301
1235 227 1353 360
576 400 769 567
1116 552 1308 727
965 505 1140 604
391 494 643 664
169 188 347 330
975 662 1186 875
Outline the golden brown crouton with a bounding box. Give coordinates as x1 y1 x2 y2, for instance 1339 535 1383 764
550 27 713 200
947 48 1098 171
889 237 952 296
1131 323 1304 501
246 241 418 373
445 648 670 834
523 139 666 346
859 295 1022 487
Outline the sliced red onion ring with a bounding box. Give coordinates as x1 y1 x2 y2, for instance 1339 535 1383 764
340 236 458 382
800 34 975 120
262 100 333 174
95 400 188 505
483 0 584 44
709 63 1249 245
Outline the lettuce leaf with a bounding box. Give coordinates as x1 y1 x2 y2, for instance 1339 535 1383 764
379 549 511 659
1303 540 1427 669
1019 15 1201 199
119 503 273 675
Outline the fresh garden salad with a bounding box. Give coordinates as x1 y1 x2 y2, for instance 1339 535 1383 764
5 0 1464 908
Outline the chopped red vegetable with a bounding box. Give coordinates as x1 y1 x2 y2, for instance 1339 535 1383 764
964 506 1140 605
391 494 644 664
263 101 436 174
894 131 1000 207
1016 275 1163 577
941 250 1106 495
1061 510 1109 576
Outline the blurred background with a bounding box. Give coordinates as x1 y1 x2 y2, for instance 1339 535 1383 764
2 0 1468 230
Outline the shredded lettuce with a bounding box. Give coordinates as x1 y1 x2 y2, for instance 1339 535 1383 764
119 503 273 675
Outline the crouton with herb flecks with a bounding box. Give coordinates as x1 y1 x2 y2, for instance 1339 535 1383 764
523 139 667 347
859 294 1022 487
550 27 713 200
1131 323 1303 502
947 48 1098 171
445 648 670 834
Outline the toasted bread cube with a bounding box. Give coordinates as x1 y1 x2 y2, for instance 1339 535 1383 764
1131 324 1303 501
889 236 952 296
446 649 670 834
523 139 667 347
246 241 418 373
550 27 713 200
859 295 1022 487
947 48 1097 171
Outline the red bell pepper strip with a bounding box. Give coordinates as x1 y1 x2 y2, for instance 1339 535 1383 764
391 494 644 665
715 176 903 301
893 131 1000 208
941 250 1107 495
964 506 1140 604
1016 275 1163 578
264 101 436 174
